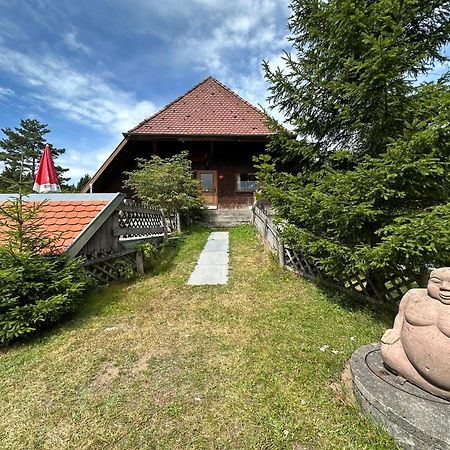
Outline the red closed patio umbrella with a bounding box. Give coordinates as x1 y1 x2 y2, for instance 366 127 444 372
33 144 61 193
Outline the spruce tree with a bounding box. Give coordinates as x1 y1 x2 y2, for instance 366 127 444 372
76 174 91 192
0 119 68 192
260 0 450 295
0 137 86 344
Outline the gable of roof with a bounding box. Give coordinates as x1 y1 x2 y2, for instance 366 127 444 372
127 77 271 137
0 193 124 257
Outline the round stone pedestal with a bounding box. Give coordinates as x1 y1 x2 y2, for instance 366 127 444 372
350 344 450 450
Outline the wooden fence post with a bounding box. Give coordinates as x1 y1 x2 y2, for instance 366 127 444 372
263 216 269 242
160 209 169 241
176 212 181 233
278 238 285 269
136 251 145 275
113 210 121 252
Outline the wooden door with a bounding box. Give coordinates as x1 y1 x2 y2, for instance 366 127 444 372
196 170 218 208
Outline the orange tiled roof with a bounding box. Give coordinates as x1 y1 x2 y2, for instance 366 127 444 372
128 77 271 137
38 201 108 250
0 199 109 253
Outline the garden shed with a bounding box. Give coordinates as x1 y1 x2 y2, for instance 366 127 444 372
0 193 178 282
83 77 272 209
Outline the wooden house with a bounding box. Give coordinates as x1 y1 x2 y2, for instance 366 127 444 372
83 77 272 209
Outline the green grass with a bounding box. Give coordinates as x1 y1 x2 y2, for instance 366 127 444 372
0 226 398 449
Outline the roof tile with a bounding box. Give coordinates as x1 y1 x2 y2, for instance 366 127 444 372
0 199 108 253
128 77 271 137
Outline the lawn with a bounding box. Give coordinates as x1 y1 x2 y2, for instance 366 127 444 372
0 226 398 449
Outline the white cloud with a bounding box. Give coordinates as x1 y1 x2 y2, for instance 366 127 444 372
0 0 290 133
226 66 289 127
0 0 293 183
0 47 158 136
0 15 22 41
175 0 289 79
0 86 14 100
202 47 292 127
120 0 290 85
63 29 91 55
57 143 120 182
151 0 291 124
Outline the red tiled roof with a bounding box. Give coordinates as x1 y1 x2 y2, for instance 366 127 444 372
0 200 108 253
128 77 271 136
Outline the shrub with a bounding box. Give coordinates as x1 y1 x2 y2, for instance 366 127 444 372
138 241 159 271
124 151 205 224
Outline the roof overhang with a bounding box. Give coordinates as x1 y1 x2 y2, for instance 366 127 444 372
66 192 125 258
81 137 128 193
83 132 272 193
123 132 272 142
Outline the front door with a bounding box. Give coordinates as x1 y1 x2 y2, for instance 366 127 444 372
196 170 218 208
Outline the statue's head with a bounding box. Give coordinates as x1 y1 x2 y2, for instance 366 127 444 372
427 268 450 304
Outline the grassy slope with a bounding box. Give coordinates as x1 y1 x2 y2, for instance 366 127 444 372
0 226 398 449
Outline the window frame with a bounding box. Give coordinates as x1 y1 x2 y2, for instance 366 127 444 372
235 172 258 193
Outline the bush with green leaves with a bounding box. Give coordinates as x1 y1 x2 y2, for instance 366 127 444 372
125 151 205 224
259 0 450 294
0 195 86 345
138 241 159 271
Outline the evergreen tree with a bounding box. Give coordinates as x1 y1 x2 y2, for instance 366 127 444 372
0 119 68 192
0 121 85 344
76 174 91 192
259 0 450 294
0 191 87 345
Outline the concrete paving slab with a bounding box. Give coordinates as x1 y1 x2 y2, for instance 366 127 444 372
187 264 228 285
197 251 228 266
202 239 229 252
187 231 229 285
208 231 229 240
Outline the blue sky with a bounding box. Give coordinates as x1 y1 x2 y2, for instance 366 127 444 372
0 0 291 184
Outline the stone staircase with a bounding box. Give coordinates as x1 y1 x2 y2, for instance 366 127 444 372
205 208 253 228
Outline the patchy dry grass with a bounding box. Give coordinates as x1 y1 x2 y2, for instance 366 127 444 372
0 226 398 449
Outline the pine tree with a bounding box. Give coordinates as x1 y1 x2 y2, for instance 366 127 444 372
259 0 450 295
264 0 450 163
0 119 68 192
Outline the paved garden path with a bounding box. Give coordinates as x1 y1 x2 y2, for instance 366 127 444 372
187 231 229 285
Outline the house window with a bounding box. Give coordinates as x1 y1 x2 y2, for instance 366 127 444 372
236 173 257 192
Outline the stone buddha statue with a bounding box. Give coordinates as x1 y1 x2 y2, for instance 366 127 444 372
381 267 450 400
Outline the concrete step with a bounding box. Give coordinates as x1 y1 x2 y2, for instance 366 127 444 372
205 208 252 227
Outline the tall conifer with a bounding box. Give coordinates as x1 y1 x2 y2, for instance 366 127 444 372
260 0 450 292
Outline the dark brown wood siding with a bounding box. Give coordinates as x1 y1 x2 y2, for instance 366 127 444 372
92 137 268 209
